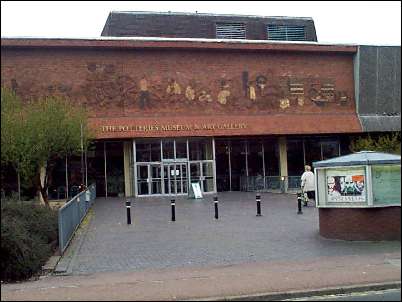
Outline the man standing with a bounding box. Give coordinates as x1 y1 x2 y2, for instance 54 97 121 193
301 165 315 206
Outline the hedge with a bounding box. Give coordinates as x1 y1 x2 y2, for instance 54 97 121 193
1 201 58 281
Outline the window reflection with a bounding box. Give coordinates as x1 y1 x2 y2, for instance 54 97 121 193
322 142 339 160
304 139 321 167
162 139 174 160
189 139 213 160
136 139 161 162
175 139 187 159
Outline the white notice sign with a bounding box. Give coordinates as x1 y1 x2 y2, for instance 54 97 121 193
191 182 203 199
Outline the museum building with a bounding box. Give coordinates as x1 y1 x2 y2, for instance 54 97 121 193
1 12 400 198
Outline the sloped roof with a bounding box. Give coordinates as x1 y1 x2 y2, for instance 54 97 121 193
101 11 318 41
313 151 401 167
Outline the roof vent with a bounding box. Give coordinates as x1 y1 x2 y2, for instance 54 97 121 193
267 24 306 41
216 22 246 39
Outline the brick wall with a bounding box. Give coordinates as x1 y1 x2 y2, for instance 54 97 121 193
319 207 401 241
1 42 362 138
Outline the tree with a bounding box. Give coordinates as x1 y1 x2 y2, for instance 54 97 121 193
1 89 36 200
349 132 401 155
1 88 92 205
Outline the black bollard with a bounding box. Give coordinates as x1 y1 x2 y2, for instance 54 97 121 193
297 193 303 214
126 200 132 224
256 194 262 216
171 199 176 221
214 196 219 219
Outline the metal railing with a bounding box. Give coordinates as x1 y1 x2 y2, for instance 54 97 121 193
58 183 96 254
241 176 302 192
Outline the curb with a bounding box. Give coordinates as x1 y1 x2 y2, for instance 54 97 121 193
188 281 401 301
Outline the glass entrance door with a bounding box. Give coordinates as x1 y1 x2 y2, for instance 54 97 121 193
190 161 215 193
150 164 162 194
137 165 149 195
133 138 216 197
163 163 188 195
137 164 162 195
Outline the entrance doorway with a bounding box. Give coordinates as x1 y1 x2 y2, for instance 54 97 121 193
137 164 163 195
163 163 188 195
190 161 215 193
133 138 216 197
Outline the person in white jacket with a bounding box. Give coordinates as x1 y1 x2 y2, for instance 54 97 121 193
301 165 315 205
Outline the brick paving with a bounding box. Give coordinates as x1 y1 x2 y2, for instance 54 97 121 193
66 192 400 275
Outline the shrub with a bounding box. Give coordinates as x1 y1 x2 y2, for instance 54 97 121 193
0 201 58 281
350 132 401 154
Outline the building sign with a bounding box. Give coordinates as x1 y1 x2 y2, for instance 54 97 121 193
101 123 247 133
326 168 366 202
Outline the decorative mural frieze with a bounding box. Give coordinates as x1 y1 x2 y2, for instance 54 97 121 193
2 59 355 118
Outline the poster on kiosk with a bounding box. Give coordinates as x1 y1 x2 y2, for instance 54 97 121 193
326 168 366 203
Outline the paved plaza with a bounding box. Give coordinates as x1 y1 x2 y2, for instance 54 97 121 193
60 192 400 275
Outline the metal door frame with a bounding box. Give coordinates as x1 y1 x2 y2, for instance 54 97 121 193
189 160 215 193
163 162 188 196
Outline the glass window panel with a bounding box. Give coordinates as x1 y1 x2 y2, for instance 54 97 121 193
202 162 214 177
372 165 401 205
203 178 214 192
304 139 322 167
190 163 201 183
136 139 161 162
163 166 170 194
137 165 149 195
247 140 264 177
230 140 247 191
150 165 162 194
136 141 151 162
180 164 188 194
48 157 68 200
106 142 124 197
215 140 230 192
264 139 280 176
339 136 351 155
189 139 213 160
287 140 304 177
150 141 161 162
86 142 106 197
162 139 174 159
175 139 187 159
322 141 339 160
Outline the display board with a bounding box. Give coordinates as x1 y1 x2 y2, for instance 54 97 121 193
326 167 366 203
372 165 401 206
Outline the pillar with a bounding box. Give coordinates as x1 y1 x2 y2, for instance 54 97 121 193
279 136 288 192
123 141 133 197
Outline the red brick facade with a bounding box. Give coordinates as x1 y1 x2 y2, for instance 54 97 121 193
319 207 401 241
1 39 362 139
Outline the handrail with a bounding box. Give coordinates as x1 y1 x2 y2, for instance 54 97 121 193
58 183 96 254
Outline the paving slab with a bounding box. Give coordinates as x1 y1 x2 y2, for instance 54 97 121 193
1 192 400 301
55 192 400 276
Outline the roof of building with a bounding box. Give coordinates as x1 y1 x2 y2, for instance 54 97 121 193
110 10 314 20
0 37 357 53
101 11 318 41
313 151 401 167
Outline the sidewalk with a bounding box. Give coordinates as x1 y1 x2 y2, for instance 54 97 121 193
1 252 400 301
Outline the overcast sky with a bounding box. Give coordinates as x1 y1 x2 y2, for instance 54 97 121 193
1 1 401 45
